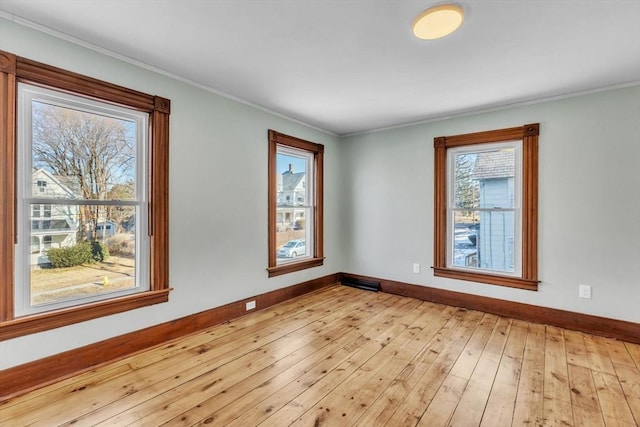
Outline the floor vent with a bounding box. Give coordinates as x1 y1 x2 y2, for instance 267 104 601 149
341 276 380 292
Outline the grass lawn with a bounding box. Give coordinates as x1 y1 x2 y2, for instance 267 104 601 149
30 256 136 305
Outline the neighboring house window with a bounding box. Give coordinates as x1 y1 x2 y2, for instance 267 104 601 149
0 50 170 339
267 130 324 277
433 124 539 290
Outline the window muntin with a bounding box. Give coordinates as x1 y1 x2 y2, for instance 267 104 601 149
15 83 149 316
433 124 539 291
447 142 522 276
268 130 324 277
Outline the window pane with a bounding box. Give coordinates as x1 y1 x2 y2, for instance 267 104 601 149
453 152 479 209
29 204 137 307
277 152 308 206
31 101 137 200
275 207 309 263
275 147 313 265
452 210 515 273
454 148 515 209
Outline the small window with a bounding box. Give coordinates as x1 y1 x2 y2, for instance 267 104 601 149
267 130 324 277
433 124 539 290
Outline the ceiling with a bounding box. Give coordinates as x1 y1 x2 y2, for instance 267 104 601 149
1 0 639 136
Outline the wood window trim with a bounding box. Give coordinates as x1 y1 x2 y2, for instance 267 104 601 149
267 130 324 277
433 123 539 291
0 50 171 341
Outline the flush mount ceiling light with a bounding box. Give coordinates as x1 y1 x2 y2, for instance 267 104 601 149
412 4 464 40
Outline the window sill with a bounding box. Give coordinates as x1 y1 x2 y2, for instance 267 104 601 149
433 267 538 291
267 257 325 278
0 288 171 341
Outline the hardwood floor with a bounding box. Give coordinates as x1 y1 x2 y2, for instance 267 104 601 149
1 285 639 426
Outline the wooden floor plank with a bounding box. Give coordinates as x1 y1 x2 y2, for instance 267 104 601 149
606 339 639 368
592 370 637 425
512 322 545 426
626 342 640 371
447 317 511 426
584 334 617 375
0 286 638 427
542 325 574 426
480 321 528 427
613 362 640 425
564 329 591 370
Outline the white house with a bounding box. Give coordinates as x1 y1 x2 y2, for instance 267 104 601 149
276 164 306 230
30 169 80 266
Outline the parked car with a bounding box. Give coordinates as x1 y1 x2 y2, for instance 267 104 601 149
277 239 305 258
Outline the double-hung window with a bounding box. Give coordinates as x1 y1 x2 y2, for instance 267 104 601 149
267 130 324 277
0 50 170 340
433 124 539 290
15 83 150 315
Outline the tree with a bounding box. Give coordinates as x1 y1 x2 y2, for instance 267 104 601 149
454 153 479 220
107 182 136 232
32 102 136 239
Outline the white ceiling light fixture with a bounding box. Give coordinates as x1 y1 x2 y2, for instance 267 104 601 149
413 4 464 40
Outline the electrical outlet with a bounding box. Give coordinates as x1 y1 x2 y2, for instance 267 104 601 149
579 284 592 299
246 300 256 310
413 263 420 274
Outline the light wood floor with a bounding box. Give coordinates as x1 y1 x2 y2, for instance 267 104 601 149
1 285 639 426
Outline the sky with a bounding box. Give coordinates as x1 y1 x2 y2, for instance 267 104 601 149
277 153 306 175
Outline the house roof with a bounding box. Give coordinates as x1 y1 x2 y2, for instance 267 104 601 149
54 175 82 195
33 168 81 199
473 150 515 180
281 172 305 191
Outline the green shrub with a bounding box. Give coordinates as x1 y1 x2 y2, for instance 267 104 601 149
46 241 109 268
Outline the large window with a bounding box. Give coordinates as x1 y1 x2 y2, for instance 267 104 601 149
433 124 539 290
267 130 324 277
0 50 170 340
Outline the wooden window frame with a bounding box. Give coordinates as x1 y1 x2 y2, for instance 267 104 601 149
0 50 171 341
267 130 324 277
433 123 539 291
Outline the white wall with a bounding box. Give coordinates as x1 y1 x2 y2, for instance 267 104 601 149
342 85 640 323
2 16 639 371
0 18 345 369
